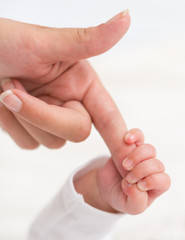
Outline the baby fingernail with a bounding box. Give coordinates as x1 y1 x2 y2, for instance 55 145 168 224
125 133 135 142
126 173 136 183
1 78 15 91
0 90 22 112
137 181 147 191
122 179 133 188
122 158 133 170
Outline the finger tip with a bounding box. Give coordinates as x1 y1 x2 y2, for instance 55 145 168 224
119 9 131 26
120 9 130 18
137 181 147 192
106 9 130 23
104 10 131 44
1 78 15 91
124 132 135 144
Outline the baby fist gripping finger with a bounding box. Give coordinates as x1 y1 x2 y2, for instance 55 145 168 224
90 128 170 215
121 161 170 214
121 130 170 214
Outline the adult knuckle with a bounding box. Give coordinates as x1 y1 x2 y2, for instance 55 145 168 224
75 28 88 43
43 138 66 149
73 121 91 142
19 141 39 149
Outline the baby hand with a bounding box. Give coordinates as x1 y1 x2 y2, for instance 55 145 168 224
121 129 171 214
97 128 171 215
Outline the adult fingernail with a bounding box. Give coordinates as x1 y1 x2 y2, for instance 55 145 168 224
1 78 15 91
0 91 2 108
122 157 133 170
121 9 129 17
137 181 147 191
107 9 129 23
0 90 22 112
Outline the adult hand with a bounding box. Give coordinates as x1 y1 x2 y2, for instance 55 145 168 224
0 10 130 150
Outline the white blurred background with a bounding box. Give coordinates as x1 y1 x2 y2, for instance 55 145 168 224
0 0 185 239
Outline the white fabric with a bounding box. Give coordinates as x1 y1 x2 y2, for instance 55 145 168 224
27 157 123 240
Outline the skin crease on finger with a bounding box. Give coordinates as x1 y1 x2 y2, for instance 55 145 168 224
29 60 96 102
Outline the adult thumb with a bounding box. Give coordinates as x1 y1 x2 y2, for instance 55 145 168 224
40 10 131 62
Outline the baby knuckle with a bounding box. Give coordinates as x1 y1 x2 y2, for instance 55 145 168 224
132 149 143 163
133 128 143 136
156 160 165 171
164 173 171 190
145 144 156 156
151 159 165 172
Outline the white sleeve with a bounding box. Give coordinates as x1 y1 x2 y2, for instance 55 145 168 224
27 156 123 240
